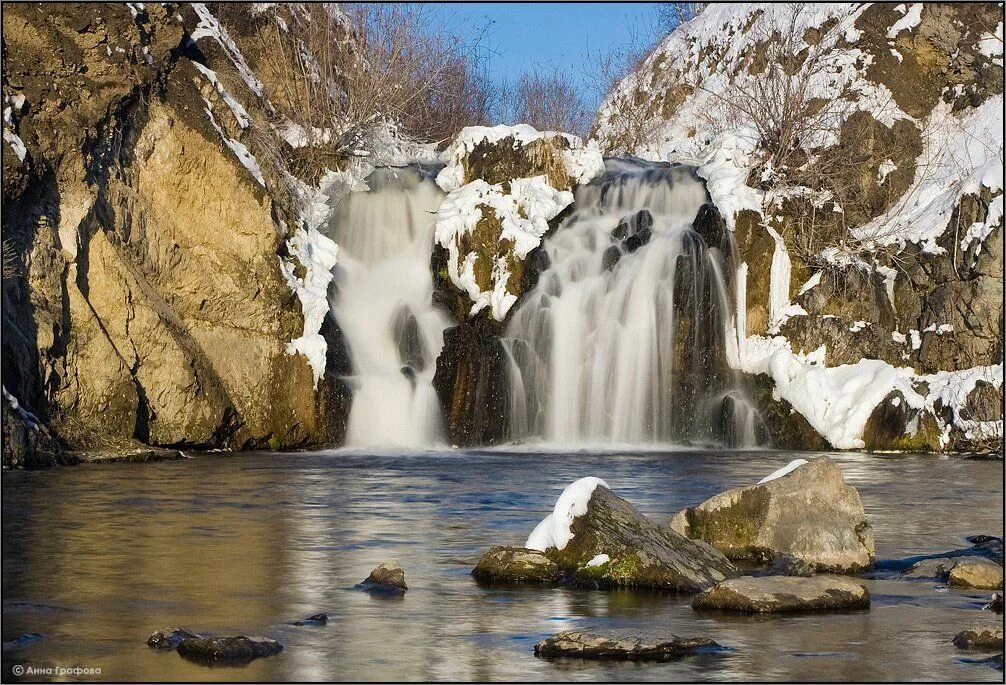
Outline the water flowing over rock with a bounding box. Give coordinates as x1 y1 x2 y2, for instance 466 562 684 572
534 630 722 660
503 162 759 446
669 457 875 573
693 576 870 613
545 483 740 592
327 167 450 448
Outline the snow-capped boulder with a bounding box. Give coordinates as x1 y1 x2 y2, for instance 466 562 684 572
692 576 870 614
669 457 875 573
433 125 604 322
525 478 739 593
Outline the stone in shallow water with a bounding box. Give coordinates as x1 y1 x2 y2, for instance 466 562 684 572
692 575 870 613
904 556 958 580
357 561 408 592
176 636 283 665
292 613 328 626
953 624 1004 650
669 457 875 574
948 557 1004 590
549 485 739 593
472 546 558 585
534 629 722 660
146 627 200 650
984 592 1003 613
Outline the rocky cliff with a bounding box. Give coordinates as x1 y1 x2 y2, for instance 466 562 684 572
596 3 1004 452
1 3 350 465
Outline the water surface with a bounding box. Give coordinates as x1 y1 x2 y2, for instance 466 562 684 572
2 450 1002 681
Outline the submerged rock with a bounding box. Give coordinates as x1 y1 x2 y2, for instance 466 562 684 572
545 484 739 592
472 546 558 585
953 624 1004 650
146 627 200 650
694 576 870 613
669 457 875 573
177 636 283 665
534 629 721 660
948 557 1004 590
358 561 408 592
3 633 44 650
292 613 328 626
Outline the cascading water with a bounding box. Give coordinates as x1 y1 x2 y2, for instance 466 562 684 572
327 166 451 448
503 160 760 447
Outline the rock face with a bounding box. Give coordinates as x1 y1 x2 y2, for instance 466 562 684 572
176 635 284 665
953 625 1004 651
693 576 870 613
948 558 1005 590
549 485 740 592
669 457 875 573
472 546 558 585
432 319 510 447
534 630 721 660
1 3 348 466
358 561 408 592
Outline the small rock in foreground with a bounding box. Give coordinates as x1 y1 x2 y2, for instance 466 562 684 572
357 561 408 592
472 546 558 585
693 575 870 613
948 557 1004 590
953 624 1004 650
984 592 1003 613
146 627 200 650
534 629 722 660
177 636 284 665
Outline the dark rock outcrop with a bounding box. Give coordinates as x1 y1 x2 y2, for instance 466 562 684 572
534 630 722 660
177 635 284 665
147 627 201 650
693 576 870 613
670 457 875 573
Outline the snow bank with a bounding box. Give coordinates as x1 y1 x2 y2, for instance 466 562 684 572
757 458 809 484
525 477 609 552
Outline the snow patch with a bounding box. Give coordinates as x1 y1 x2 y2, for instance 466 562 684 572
585 554 610 568
525 477 610 552
757 458 809 484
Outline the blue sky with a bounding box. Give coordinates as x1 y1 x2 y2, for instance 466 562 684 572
433 3 663 110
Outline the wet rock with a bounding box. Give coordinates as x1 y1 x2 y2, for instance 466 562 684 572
904 556 958 580
358 561 408 592
3 632 44 650
624 226 653 253
693 575 870 613
547 485 739 593
953 624 1004 650
948 557 1004 590
292 613 328 626
177 636 284 665
603 210 653 271
611 209 653 241
669 457 875 573
985 593 1003 613
146 627 200 650
472 546 558 585
534 629 721 660
765 554 815 577
602 244 623 271
692 204 727 250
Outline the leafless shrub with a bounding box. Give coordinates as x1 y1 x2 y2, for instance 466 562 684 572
495 65 592 137
2 237 21 279
655 2 708 32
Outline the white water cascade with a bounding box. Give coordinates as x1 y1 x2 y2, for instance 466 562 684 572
327 167 451 448
502 160 760 447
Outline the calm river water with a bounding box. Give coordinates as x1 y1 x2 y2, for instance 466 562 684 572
2 449 1003 681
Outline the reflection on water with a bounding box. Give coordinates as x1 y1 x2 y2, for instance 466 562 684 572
2 450 1002 682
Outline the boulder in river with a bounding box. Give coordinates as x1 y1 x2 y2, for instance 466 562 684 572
176 636 283 665
534 629 722 660
948 557 1004 590
472 546 558 585
669 457 875 573
953 624 1004 650
528 478 739 593
692 575 870 613
146 627 200 650
358 561 408 592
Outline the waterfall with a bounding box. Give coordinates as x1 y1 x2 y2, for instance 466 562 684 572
502 160 760 447
327 166 451 448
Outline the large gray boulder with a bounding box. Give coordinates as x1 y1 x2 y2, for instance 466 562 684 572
548 485 739 593
534 629 721 660
669 457 875 573
693 575 870 613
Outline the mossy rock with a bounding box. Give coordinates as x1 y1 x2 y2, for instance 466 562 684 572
472 546 559 585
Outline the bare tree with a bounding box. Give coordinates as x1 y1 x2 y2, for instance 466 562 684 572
495 65 591 137
655 3 708 32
